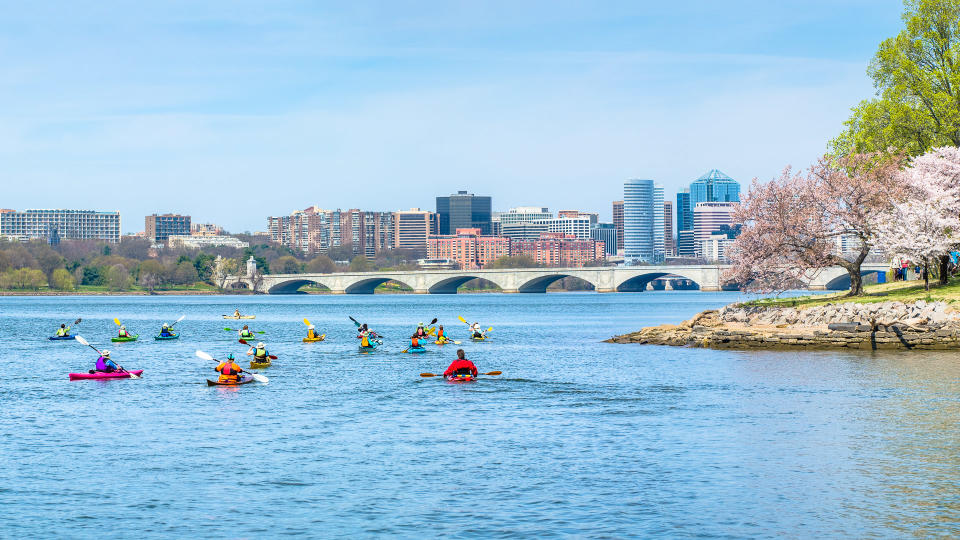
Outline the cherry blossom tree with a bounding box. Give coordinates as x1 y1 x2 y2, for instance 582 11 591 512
876 146 960 288
725 152 904 296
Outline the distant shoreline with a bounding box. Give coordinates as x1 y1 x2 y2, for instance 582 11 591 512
0 288 538 296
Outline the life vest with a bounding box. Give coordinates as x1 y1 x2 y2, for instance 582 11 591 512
308 329 316 338
254 347 267 359
56 328 66 336
411 337 420 347
217 361 240 382
360 334 371 347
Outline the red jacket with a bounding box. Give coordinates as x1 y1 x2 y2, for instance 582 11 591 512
444 359 478 377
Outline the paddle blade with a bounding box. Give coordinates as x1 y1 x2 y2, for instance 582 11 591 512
430 317 438 325
303 318 311 326
419 373 439 377
401 349 409 354
75 335 90 346
128 372 141 379
452 341 462 345
487 327 493 332
74 318 82 325
483 371 502 376
113 318 121 326
175 315 186 324
239 339 249 345
320 334 326 340
268 355 278 360
224 328 234 331
251 373 268 383
196 350 214 361
349 316 360 326
458 315 468 324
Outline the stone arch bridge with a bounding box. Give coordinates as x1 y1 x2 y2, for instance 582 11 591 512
226 263 890 294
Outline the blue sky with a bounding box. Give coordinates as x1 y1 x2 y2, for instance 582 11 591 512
0 1 904 232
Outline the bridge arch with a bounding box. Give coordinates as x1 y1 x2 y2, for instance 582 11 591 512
266 278 332 294
344 277 415 294
615 272 702 292
516 273 598 293
824 269 886 291
427 275 505 294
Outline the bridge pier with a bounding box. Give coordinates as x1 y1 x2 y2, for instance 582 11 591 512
413 289 430 294
596 288 616 293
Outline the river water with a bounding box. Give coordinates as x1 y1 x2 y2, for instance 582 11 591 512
1 292 958 538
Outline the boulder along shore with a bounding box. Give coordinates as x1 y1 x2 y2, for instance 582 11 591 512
607 300 960 350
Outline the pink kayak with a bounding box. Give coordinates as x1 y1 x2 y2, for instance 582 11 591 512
68 370 143 381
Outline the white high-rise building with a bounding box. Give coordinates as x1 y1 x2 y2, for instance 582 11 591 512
623 179 665 264
532 217 592 240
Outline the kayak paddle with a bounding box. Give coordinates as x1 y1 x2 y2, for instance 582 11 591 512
170 315 186 328
225 328 265 333
349 315 361 327
113 318 122 326
419 371 502 378
76 335 139 378
303 318 311 326
238 339 278 359
195 350 268 383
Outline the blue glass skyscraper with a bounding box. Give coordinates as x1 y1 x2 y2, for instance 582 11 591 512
690 169 739 209
676 189 692 231
623 179 664 264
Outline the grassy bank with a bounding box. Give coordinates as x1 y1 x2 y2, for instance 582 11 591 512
745 277 960 309
0 282 222 295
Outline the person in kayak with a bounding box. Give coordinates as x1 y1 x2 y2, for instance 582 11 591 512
233 309 241 318
443 349 478 378
469 322 485 339
307 324 321 339
238 325 255 340
410 333 423 349
215 353 245 383
118 325 133 338
246 342 269 362
435 325 448 344
358 328 374 348
413 322 430 340
55 323 71 337
94 350 119 373
159 323 174 337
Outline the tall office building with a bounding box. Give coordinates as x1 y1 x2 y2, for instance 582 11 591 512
693 202 737 256
436 191 492 235
690 169 739 229
663 201 674 257
498 207 552 225
676 189 692 231
145 214 191 243
590 223 617 257
394 208 437 256
623 180 664 264
0 209 121 243
612 201 624 252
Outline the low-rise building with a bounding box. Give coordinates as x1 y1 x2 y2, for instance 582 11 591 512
167 235 249 250
427 228 512 270
0 208 121 243
513 233 605 267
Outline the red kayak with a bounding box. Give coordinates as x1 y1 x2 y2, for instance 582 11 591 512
445 374 476 383
207 376 255 386
69 370 143 381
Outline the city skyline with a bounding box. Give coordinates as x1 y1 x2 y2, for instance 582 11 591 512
0 1 903 231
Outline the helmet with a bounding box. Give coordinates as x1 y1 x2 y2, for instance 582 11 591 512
418 322 424 327
162 323 168 328
102 350 111 357
120 325 126 330
308 324 315 329
227 353 235 360
257 342 265 348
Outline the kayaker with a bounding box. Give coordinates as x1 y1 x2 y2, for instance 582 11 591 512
246 342 269 361
410 333 422 349
118 325 133 338
436 325 448 344
94 350 119 373
238 325 255 340
234 309 241 317
360 323 381 340
307 324 321 339
215 353 244 383
56 323 71 337
413 322 430 340
443 349 478 377
470 322 485 339
358 328 375 348
159 323 174 337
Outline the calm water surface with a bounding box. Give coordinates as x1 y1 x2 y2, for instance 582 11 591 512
2 292 959 538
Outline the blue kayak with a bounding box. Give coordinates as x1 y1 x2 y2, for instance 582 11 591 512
407 346 427 354
154 333 179 340
48 335 76 341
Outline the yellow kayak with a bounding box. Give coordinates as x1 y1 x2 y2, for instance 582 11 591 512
302 334 326 343
249 359 271 369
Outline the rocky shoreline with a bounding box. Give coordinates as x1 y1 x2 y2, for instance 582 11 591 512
608 300 960 350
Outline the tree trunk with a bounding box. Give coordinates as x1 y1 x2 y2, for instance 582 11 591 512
845 264 864 296
940 254 950 285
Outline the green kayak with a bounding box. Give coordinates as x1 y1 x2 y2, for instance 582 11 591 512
111 335 139 342
154 333 179 340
